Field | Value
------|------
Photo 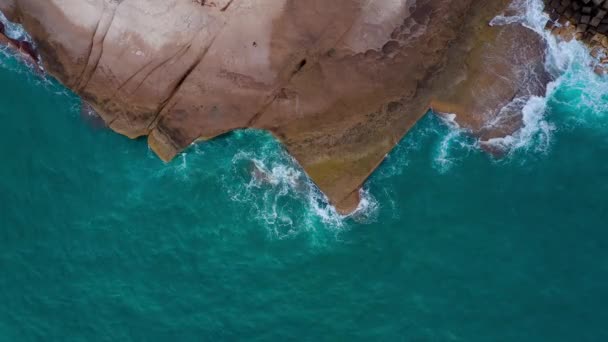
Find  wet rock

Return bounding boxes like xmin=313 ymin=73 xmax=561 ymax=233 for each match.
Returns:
xmin=431 ymin=23 xmax=550 ymax=148
xmin=546 ymin=0 xmax=608 ymax=72
xmin=0 ymin=18 xmax=39 ymax=67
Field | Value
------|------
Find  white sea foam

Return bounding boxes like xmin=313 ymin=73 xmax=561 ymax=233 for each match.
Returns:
xmin=541 ymin=31 xmax=608 ymax=130
xmin=432 ymin=113 xmax=478 ymax=172
xmin=0 ymin=10 xmax=46 ymax=78
xmin=439 ymin=0 xmax=605 ymax=160
xmin=483 ymin=95 xmax=554 ymax=153
xmin=5 ymin=0 xmax=606 ymax=234
xmin=0 ymin=11 xmax=30 ymax=41
xmin=434 ymin=128 xmax=466 ymax=172
xmin=225 ymin=143 xmax=379 ymax=239
xmin=478 ymin=0 xmax=555 ymax=154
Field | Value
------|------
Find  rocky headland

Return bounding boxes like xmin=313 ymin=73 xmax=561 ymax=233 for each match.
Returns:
xmin=0 ymin=0 xmax=556 ymax=213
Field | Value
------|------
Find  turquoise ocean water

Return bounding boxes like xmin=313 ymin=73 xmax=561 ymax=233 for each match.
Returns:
xmin=1 ymin=1 xmax=608 ymax=340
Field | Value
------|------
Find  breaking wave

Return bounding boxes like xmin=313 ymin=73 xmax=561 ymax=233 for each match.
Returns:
xmin=437 ymin=0 xmax=608 ymax=161
xmin=483 ymin=0 xmax=556 ymax=155
xmin=217 ymin=131 xmax=379 ymax=240
xmin=407 ymin=0 xmax=608 ymax=173
xmin=432 ymin=113 xmax=477 ymax=173
xmin=416 ymin=0 xmax=562 ymax=169
xmin=0 ymin=11 xmax=29 ymax=41
xmin=4 ymin=0 xmax=607 ymax=238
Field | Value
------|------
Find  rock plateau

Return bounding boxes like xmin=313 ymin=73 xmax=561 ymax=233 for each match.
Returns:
xmin=0 ymin=0 xmax=550 ymax=213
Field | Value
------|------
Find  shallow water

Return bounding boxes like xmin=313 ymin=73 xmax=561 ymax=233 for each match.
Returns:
xmin=1 ymin=0 xmax=608 ymax=340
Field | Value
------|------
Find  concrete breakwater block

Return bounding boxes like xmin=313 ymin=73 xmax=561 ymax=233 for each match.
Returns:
xmin=545 ymin=0 xmax=608 ymax=75
xmin=546 ymin=0 xmax=608 ymax=35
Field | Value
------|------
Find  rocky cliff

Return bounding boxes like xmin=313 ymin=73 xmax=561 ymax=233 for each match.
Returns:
xmin=0 ymin=0 xmax=548 ymax=213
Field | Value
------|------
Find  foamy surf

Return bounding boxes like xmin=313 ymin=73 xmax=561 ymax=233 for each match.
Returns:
xmin=542 ymin=36 xmax=608 ymax=130
xmin=482 ymin=95 xmax=554 ymax=154
xmin=448 ymin=0 xmax=607 ymax=159
xmin=0 ymin=12 xmax=48 ymax=87
xmin=431 ymin=112 xmax=477 ymax=173
xmin=475 ymin=0 xmax=555 ymax=156
xmin=0 ymin=12 xmax=29 ymax=41
xmin=4 ymin=0 xmax=606 ymax=238
xmin=221 ymin=133 xmax=379 ymax=240
xmin=500 ymin=0 xmax=608 ymax=145
xmin=424 ymin=0 xmax=561 ymax=166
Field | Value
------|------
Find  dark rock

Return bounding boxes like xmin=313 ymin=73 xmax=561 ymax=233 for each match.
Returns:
xmin=16 ymin=41 xmax=38 ymax=62
xmin=546 ymin=0 xmax=608 ymax=35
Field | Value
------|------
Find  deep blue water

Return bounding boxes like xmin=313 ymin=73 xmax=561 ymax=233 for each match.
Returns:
xmin=2 ymin=3 xmax=608 ymax=340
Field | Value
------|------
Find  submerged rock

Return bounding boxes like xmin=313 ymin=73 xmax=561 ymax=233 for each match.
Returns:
xmin=0 ymin=0 xmax=550 ymax=213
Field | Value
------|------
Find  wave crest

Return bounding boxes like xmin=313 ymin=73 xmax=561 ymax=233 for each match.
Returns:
xmin=223 ymin=138 xmax=379 ymax=240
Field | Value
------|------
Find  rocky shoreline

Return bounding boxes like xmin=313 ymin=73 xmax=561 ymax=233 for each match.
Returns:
xmin=545 ymin=0 xmax=608 ymax=74
xmin=0 ymin=19 xmax=39 ymax=67
xmin=546 ymin=0 xmax=608 ymax=35
xmin=0 ymin=0 xmax=580 ymax=213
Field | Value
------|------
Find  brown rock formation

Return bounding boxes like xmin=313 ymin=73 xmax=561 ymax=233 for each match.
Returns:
xmin=0 ymin=0 xmax=549 ymax=213
xmin=431 ymin=22 xmax=551 ymax=152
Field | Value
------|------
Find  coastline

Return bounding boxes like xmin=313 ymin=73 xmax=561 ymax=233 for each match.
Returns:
xmin=0 ymin=0 xmax=576 ymax=214
xmin=0 ymin=19 xmax=38 ymax=69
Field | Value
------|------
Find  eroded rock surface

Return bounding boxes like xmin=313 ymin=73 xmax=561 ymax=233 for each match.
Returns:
xmin=0 ymin=0 xmax=549 ymax=213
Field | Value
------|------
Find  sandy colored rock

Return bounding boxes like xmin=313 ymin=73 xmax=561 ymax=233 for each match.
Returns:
xmin=0 ymin=0 xmax=550 ymax=213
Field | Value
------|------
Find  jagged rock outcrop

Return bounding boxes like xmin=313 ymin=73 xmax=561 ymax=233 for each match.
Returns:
xmin=0 ymin=0 xmax=548 ymax=213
